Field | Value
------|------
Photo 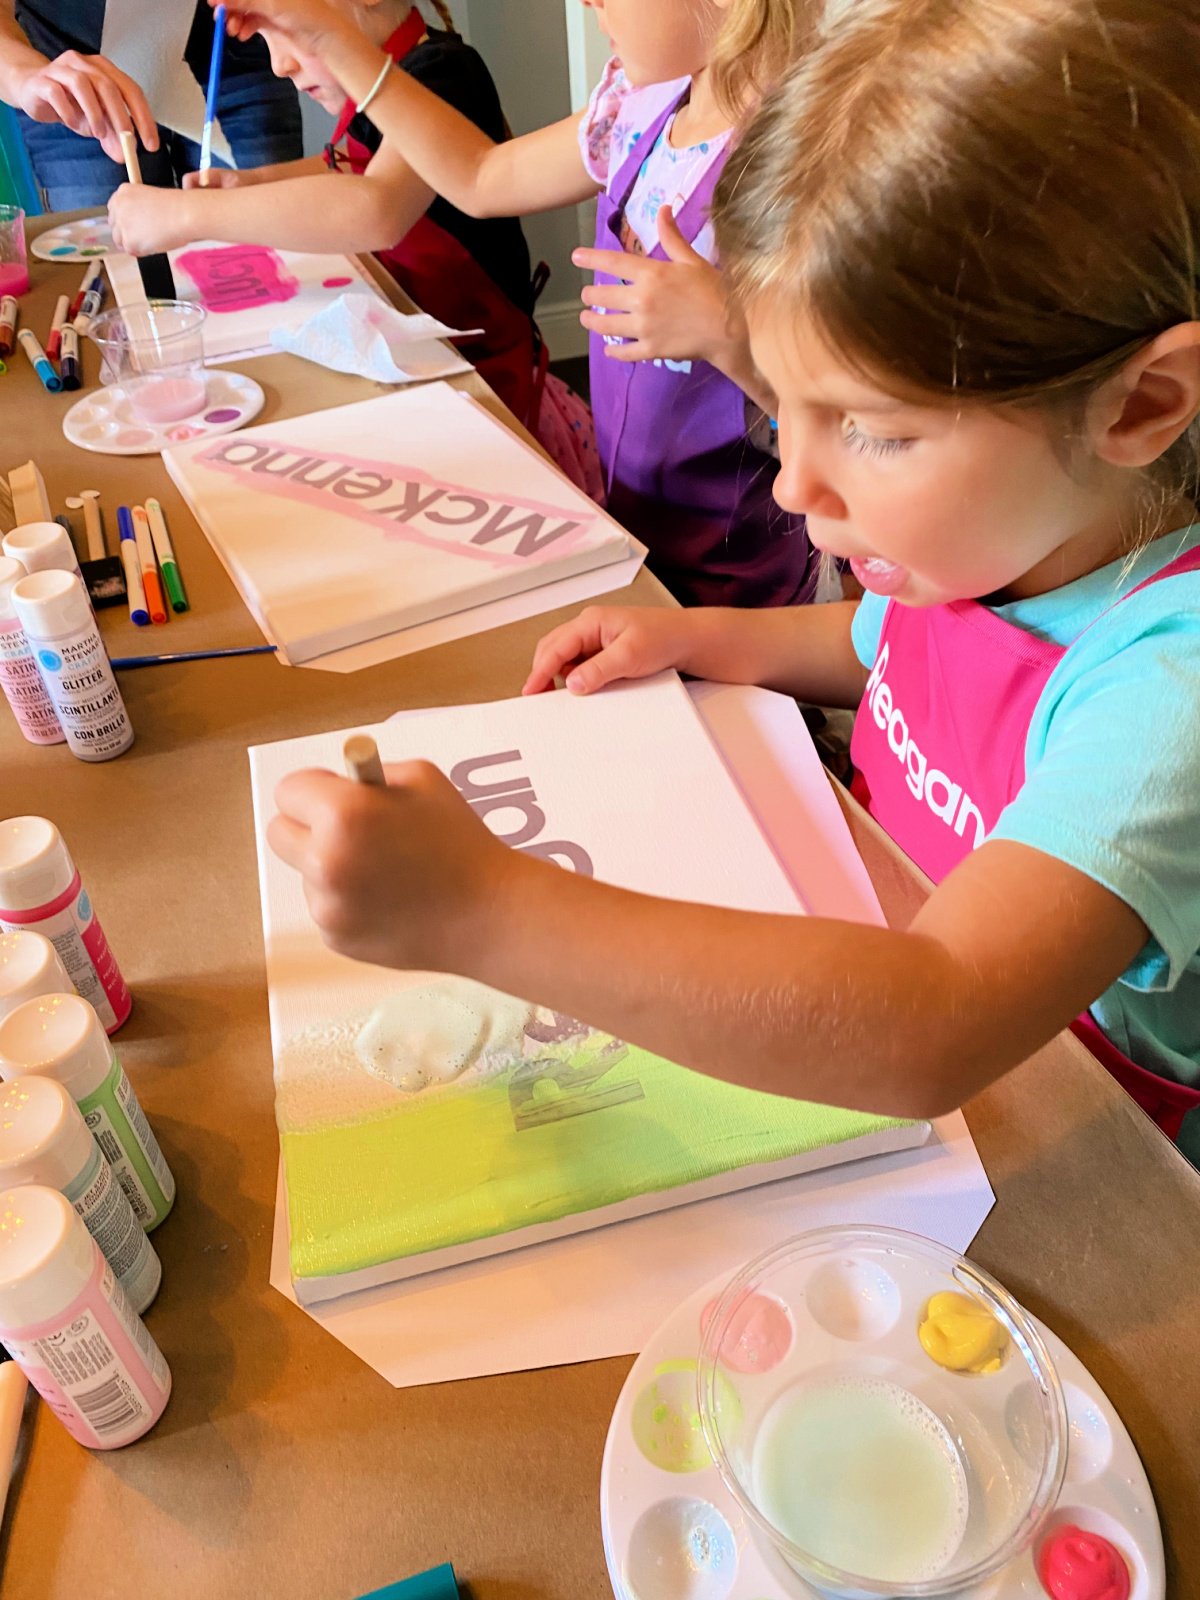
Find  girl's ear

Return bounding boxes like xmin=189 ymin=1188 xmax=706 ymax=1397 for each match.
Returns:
xmin=1090 ymin=322 xmax=1200 ymax=470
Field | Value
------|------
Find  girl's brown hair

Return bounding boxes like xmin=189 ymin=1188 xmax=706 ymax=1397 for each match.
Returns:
xmin=419 ymin=0 xmax=457 ymax=33
xmin=708 ymin=0 xmax=819 ymax=120
xmin=714 ymin=0 xmax=1200 ymax=491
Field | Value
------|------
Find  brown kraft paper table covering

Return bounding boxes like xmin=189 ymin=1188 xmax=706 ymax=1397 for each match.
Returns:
xmin=1 ymin=218 xmax=1198 ymax=1600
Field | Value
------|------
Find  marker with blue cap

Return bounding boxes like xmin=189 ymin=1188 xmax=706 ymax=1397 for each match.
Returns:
xmin=116 ymin=506 xmax=150 ymax=626
xmin=18 ymin=330 xmax=62 ymax=394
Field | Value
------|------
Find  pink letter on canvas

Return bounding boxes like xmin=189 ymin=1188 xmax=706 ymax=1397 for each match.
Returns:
xmin=176 ymin=245 xmax=301 ymax=314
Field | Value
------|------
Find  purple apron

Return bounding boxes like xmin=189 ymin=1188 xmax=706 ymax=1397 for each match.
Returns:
xmin=589 ymin=93 xmax=816 ymax=609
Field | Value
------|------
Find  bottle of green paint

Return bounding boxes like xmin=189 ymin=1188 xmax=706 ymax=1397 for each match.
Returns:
xmin=0 ymin=993 xmax=174 ymax=1230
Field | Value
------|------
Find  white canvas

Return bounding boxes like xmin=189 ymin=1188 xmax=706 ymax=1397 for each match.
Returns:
xmin=250 ymin=676 xmax=931 ymax=1301
xmin=107 ymin=242 xmax=389 ymax=360
xmin=165 ymin=384 xmax=635 ymax=662
xmin=265 ymin=685 xmax=993 ymax=1388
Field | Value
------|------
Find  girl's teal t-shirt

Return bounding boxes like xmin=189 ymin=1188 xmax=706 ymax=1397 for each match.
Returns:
xmin=851 ymin=526 xmax=1200 ymax=1119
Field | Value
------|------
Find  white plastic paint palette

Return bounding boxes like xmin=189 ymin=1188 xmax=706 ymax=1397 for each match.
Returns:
xmin=31 ymin=216 xmax=116 ymax=262
xmin=62 ymin=370 xmax=265 ymax=456
xmin=600 ymin=1245 xmax=1164 ymax=1600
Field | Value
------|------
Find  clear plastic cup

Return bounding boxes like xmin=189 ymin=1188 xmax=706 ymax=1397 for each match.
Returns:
xmin=697 ymin=1226 xmax=1067 ymax=1599
xmin=0 ymin=206 xmax=29 ymax=298
xmin=86 ymin=300 xmax=208 ymax=423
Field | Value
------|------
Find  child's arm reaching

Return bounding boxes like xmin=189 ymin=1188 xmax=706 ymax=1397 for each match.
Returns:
xmin=108 ymin=141 xmax=435 ymax=258
xmin=216 ymin=0 xmax=598 ymax=218
xmin=268 ymin=755 xmax=1147 ymax=1120
xmin=180 ymin=154 xmax=329 ymax=189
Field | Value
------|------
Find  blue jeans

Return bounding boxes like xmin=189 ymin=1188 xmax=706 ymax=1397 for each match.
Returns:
xmin=19 ymin=65 xmax=301 ymax=210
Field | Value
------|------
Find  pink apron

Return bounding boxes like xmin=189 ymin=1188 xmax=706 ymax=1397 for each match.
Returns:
xmin=850 ymin=547 xmax=1200 ymax=1138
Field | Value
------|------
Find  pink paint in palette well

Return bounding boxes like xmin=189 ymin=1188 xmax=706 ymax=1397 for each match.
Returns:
xmin=132 ymin=376 xmax=208 ymax=424
xmin=0 ymin=263 xmax=29 ymax=297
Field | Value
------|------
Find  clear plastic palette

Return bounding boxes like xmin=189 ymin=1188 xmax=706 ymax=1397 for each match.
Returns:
xmin=63 ymin=369 xmax=264 ymax=455
xmin=31 ymin=216 xmax=116 ymax=262
xmin=601 ymin=1230 xmax=1163 ymax=1600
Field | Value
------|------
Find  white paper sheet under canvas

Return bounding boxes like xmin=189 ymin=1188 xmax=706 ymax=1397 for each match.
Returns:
xmin=267 ymin=683 xmax=995 ymax=1386
xmin=167 ymin=384 xmax=639 ymax=663
xmin=107 ymin=243 xmax=390 ymax=360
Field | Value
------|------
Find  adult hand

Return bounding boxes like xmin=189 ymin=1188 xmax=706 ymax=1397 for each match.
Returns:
xmin=574 ymin=205 xmax=734 ymax=366
xmin=108 ymin=184 xmax=193 ymax=256
xmin=15 ymin=50 xmax=158 ymax=164
xmin=268 ymin=762 xmax=522 ymax=973
xmin=523 ymin=605 xmax=700 ymax=696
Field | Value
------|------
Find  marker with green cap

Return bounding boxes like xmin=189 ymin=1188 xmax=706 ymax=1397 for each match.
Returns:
xmin=145 ymin=499 xmax=189 ymax=614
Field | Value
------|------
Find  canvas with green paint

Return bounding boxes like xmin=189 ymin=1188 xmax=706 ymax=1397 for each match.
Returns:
xmin=250 ymin=675 xmax=927 ymax=1305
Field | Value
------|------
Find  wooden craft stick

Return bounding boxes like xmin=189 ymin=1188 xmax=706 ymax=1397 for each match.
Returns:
xmin=119 ymin=130 xmax=143 ymax=186
xmin=344 ymin=735 xmax=385 ymax=786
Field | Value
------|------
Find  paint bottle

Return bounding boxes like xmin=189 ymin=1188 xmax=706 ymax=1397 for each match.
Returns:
xmin=0 ymin=816 xmax=132 ymax=1033
xmin=0 ymin=1186 xmax=170 ymax=1449
xmin=0 ymin=1078 xmax=161 ymax=1312
xmin=0 ymin=556 xmax=65 ymax=746
xmin=0 ymin=930 xmax=72 ymax=1024
xmin=0 ymin=994 xmax=174 ymax=1231
xmin=2 ymin=522 xmax=83 ymax=581
xmin=12 ymin=570 xmax=133 ymax=762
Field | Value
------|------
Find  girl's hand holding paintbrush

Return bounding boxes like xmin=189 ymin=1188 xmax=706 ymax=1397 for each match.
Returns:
xmin=107 ymin=185 xmax=196 ymax=256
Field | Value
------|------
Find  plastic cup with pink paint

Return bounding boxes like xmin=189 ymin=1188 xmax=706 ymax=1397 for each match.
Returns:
xmin=85 ymin=301 xmax=208 ymax=424
xmin=0 ymin=206 xmax=30 ymax=298
xmin=698 ymin=1227 xmax=1069 ymax=1598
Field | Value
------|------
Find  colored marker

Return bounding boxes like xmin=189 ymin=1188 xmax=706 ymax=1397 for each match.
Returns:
xmin=0 ymin=296 xmax=17 ymax=358
xmin=58 ymin=324 xmax=81 ymax=390
xmin=67 ymin=263 xmax=95 ymax=322
xmin=199 ymin=7 xmax=228 ymax=181
xmin=132 ymin=506 xmax=167 ymax=624
xmin=46 ymin=294 xmax=69 ymax=359
xmin=116 ymin=506 xmax=150 ymax=626
xmin=17 ymin=329 xmax=62 ymax=393
xmin=144 ymin=498 xmax=188 ymax=612
xmin=110 ymin=644 xmax=277 ymax=669
xmin=71 ymin=284 xmax=106 ymax=338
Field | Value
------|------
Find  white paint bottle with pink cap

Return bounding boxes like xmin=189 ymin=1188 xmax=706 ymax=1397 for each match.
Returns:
xmin=0 ymin=1185 xmax=170 ymax=1449
xmin=0 ymin=816 xmax=131 ymax=1034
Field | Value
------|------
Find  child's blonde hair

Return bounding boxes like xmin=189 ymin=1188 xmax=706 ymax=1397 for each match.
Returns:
xmin=419 ymin=0 xmax=456 ymax=33
xmin=714 ymin=0 xmax=1200 ymax=498
xmin=708 ymin=0 xmax=819 ymax=119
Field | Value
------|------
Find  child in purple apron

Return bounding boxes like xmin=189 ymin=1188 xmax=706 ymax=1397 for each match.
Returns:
xmin=267 ymin=0 xmax=1200 ymax=1172
xmin=220 ymin=0 xmax=818 ymax=609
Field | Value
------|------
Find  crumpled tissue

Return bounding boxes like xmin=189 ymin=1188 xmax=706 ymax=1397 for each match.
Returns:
xmin=270 ymin=294 xmax=483 ymax=383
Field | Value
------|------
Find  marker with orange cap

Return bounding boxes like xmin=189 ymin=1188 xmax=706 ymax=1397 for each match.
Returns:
xmin=131 ymin=507 xmax=167 ymax=625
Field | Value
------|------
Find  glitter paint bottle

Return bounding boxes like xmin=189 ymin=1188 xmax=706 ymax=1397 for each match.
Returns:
xmin=0 ymin=817 xmax=132 ymax=1033
xmin=0 ymin=1077 xmax=161 ymax=1312
xmin=0 ymin=994 xmax=174 ymax=1231
xmin=0 ymin=1186 xmax=170 ymax=1449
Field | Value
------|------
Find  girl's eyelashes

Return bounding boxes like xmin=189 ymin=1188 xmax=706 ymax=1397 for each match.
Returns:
xmin=841 ymin=419 xmax=915 ymax=458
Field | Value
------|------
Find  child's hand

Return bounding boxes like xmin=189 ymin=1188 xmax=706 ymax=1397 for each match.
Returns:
xmin=574 ymin=206 xmax=736 ymax=367
xmin=107 ymin=185 xmax=195 ymax=255
xmin=523 ymin=605 xmax=699 ymax=696
xmin=267 ymin=761 xmax=520 ymax=972
xmin=182 ymin=167 xmax=250 ymax=190
xmin=215 ymin=0 xmax=346 ymax=52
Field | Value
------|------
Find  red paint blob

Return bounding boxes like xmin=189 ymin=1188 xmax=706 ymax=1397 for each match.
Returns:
xmin=1037 ymin=1525 xmax=1131 ymax=1600
xmin=322 ymin=276 xmax=354 ymax=289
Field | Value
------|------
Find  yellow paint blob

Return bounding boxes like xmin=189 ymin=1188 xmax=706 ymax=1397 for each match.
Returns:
xmin=918 ymin=1291 xmax=1008 ymax=1374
